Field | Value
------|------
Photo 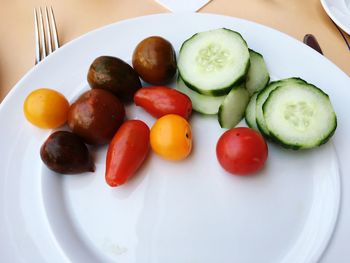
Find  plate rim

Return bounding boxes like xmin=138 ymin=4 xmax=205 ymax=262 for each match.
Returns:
xmin=321 ymin=0 xmax=350 ymax=35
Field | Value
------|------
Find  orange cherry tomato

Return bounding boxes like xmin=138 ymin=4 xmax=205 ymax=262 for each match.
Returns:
xmin=134 ymin=86 xmax=192 ymax=119
xmin=105 ymin=120 xmax=150 ymax=187
xmin=23 ymin=88 xmax=69 ymax=129
xmin=150 ymin=114 xmax=192 ymax=161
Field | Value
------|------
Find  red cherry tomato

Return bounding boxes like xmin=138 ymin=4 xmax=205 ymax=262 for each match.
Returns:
xmin=105 ymin=120 xmax=150 ymax=187
xmin=134 ymin=86 xmax=192 ymax=119
xmin=216 ymin=127 xmax=268 ymax=175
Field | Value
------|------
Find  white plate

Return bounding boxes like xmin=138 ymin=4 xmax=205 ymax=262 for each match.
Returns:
xmin=0 ymin=13 xmax=349 ymax=263
xmin=321 ymin=0 xmax=350 ymax=35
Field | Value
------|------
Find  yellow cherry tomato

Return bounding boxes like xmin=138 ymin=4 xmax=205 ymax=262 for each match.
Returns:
xmin=150 ymin=114 xmax=192 ymax=161
xmin=23 ymin=88 xmax=69 ymax=129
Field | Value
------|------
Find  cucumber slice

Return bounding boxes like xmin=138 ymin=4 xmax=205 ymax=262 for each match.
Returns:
xmin=246 ymin=49 xmax=270 ymax=95
xmin=176 ymin=76 xmax=226 ymax=115
xmin=245 ymin=92 xmax=259 ymax=130
xmin=263 ymin=82 xmax=337 ymax=149
xmin=218 ymin=84 xmax=250 ymax=128
xmin=178 ymin=28 xmax=250 ymax=96
xmin=256 ymin=78 xmax=306 ymax=137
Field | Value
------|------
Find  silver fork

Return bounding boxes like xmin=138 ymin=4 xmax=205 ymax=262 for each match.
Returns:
xmin=34 ymin=7 xmax=60 ymax=64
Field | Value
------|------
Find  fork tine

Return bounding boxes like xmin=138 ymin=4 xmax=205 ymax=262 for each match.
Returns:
xmin=38 ymin=7 xmax=46 ymax=59
xmin=34 ymin=9 xmax=40 ymax=64
xmin=44 ymin=7 xmax=52 ymax=54
xmin=49 ymin=7 xmax=60 ymax=50
xmin=34 ymin=6 xmax=60 ymax=64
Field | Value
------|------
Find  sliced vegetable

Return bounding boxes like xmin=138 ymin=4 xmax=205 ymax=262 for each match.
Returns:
xmin=218 ymin=84 xmax=250 ymax=128
xmin=245 ymin=49 xmax=270 ymax=95
xmin=216 ymin=127 xmax=268 ymax=175
xmin=263 ymin=82 xmax=337 ymax=149
xmin=256 ymin=78 xmax=306 ymax=137
xmin=134 ymin=86 xmax=192 ymax=119
xmin=178 ymin=28 xmax=250 ymax=96
xmin=245 ymin=92 xmax=259 ymax=130
xmin=106 ymin=120 xmax=150 ymax=187
xmin=176 ymin=76 xmax=226 ymax=115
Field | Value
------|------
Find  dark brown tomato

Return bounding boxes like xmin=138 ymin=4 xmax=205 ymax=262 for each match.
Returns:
xmin=132 ymin=36 xmax=177 ymax=85
xmin=87 ymin=56 xmax=141 ymax=102
xmin=40 ymin=131 xmax=95 ymax=174
xmin=67 ymin=89 xmax=125 ymax=145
